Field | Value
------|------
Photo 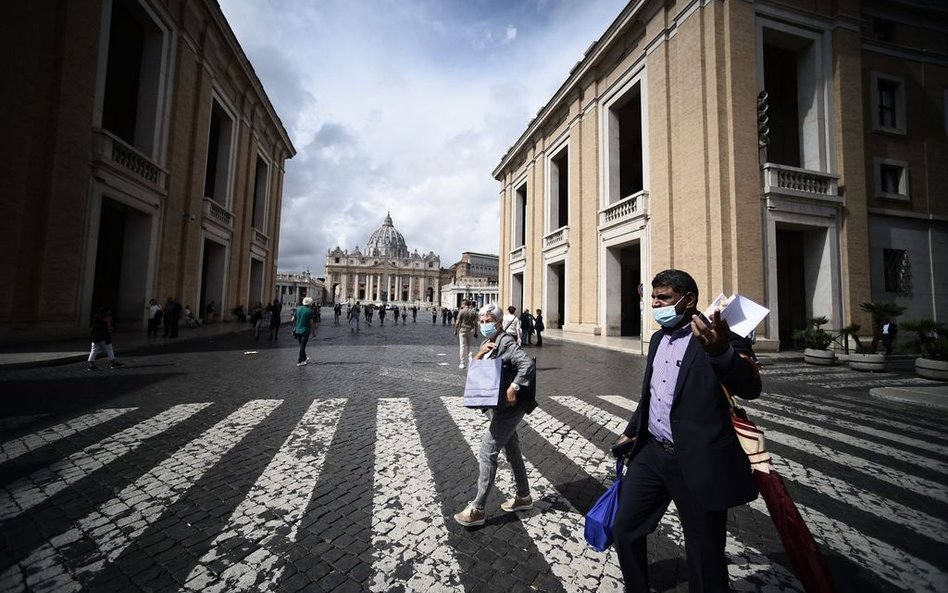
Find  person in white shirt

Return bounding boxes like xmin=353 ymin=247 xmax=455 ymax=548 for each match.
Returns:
xmin=502 ymin=305 xmax=522 ymax=345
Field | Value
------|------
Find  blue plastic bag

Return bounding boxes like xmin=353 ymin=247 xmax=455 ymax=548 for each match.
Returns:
xmin=584 ymin=457 xmax=624 ymax=552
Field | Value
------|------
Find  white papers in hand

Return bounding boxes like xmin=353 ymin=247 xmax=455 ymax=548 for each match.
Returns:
xmin=703 ymin=293 xmax=769 ymax=338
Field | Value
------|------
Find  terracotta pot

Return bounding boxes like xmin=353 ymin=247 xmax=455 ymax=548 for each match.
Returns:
xmin=915 ymin=357 xmax=948 ymax=381
xmin=849 ymin=353 xmax=887 ymax=372
xmin=804 ymin=348 xmax=835 ymax=366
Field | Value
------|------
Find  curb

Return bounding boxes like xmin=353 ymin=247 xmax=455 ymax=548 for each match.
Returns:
xmin=870 ymin=386 xmax=948 ymax=411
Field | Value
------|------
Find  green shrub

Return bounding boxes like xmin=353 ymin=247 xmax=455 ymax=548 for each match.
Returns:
xmin=901 ymin=319 xmax=948 ymax=361
xmin=793 ymin=316 xmax=833 ymax=350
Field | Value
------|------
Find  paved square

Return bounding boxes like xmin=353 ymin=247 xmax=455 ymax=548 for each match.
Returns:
xmin=1 ymin=320 xmax=945 ymax=592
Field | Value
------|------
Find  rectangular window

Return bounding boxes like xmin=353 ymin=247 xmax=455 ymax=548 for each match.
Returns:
xmin=883 ymin=248 xmax=911 ymax=294
xmin=877 ymin=80 xmax=898 ymax=129
xmin=251 ymin=155 xmax=269 ymax=229
xmin=204 ymin=100 xmax=235 ymax=205
xmin=514 ymin=183 xmax=527 ymax=248
xmin=871 ymin=73 xmax=906 ymax=135
xmin=873 ymin=158 xmax=909 ymax=201
xmin=548 ymin=146 xmax=569 ymax=231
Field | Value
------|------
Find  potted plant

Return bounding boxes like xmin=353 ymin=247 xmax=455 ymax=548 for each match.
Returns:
xmin=901 ymin=319 xmax=948 ymax=381
xmin=838 ymin=323 xmax=887 ymax=372
xmin=794 ymin=316 xmax=835 ymax=365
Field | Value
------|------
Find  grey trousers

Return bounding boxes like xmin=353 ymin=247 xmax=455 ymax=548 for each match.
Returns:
xmin=473 ymin=406 xmax=530 ymax=510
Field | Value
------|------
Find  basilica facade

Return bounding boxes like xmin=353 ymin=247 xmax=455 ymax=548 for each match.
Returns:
xmin=325 ymin=214 xmax=441 ymax=304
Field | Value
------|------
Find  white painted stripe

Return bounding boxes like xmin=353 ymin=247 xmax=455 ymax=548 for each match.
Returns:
xmin=180 ymin=399 xmax=346 ymax=593
xmin=748 ymin=497 xmax=947 ymax=591
xmin=816 ymin=378 xmax=941 ymax=389
xmin=767 ymin=452 xmax=948 ymax=545
xmin=748 ymin=408 xmax=948 ymax=476
xmin=563 ymin=397 xmax=948 ymax=590
xmin=759 ymin=392 xmax=948 ymax=442
xmin=0 ymin=403 xmax=209 ymax=521
xmin=550 ymin=397 xmax=803 ymax=591
xmin=442 ymin=398 xmax=626 ymax=593
xmin=0 ymin=408 xmax=135 ymax=464
xmin=598 ymin=395 xmax=638 ymax=412
xmin=0 ymin=399 xmax=282 ymax=592
xmin=370 ymin=399 xmax=464 ymax=593
xmin=747 ymin=397 xmax=948 ymax=457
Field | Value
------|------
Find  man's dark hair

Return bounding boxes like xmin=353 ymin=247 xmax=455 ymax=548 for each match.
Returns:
xmin=651 ymin=269 xmax=699 ymax=301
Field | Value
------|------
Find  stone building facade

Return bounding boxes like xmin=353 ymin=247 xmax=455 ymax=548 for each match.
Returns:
xmin=0 ymin=0 xmax=295 ymax=343
xmin=275 ymin=271 xmax=328 ymax=307
xmin=325 ymin=214 xmax=441 ymax=305
xmin=440 ymin=253 xmax=500 ymax=309
xmin=494 ymin=0 xmax=947 ymax=350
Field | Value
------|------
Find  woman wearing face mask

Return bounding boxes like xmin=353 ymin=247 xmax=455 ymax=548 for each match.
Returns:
xmin=454 ymin=303 xmax=537 ymax=527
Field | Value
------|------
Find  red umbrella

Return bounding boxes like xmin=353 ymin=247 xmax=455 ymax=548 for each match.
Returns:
xmin=729 ymin=402 xmax=835 ymax=593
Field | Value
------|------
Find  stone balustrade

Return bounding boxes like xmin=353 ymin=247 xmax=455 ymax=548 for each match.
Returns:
xmin=91 ymin=128 xmax=167 ymax=190
xmin=543 ymin=226 xmax=569 ymax=250
xmin=762 ymin=163 xmax=840 ymax=201
xmin=203 ymin=197 xmax=234 ymax=229
xmin=599 ymin=191 xmax=648 ymax=228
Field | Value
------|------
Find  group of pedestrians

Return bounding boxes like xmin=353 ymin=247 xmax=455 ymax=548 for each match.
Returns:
xmin=452 ymin=269 xmax=763 ymax=593
xmin=248 ymin=299 xmax=283 ymax=341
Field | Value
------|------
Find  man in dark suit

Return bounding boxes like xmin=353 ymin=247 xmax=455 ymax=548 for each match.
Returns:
xmin=612 ymin=269 xmax=761 ymax=592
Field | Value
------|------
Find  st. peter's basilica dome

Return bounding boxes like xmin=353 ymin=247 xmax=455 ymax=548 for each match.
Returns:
xmin=366 ymin=213 xmax=409 ymax=258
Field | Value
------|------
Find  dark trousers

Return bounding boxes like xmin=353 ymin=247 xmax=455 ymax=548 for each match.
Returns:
xmin=613 ymin=438 xmax=728 ymax=593
xmin=147 ymin=319 xmax=159 ymax=337
xmin=297 ymin=332 xmax=310 ymax=363
xmin=535 ymin=331 xmax=543 ymax=346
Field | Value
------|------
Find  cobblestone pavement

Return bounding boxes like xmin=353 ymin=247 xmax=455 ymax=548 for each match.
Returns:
xmin=0 ymin=317 xmax=946 ymax=593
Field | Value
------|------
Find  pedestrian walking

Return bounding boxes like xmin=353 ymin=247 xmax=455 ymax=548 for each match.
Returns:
xmin=349 ymin=302 xmax=362 ymax=333
xmin=454 ymin=303 xmax=536 ymax=526
xmin=378 ymin=306 xmax=386 ymax=325
xmin=533 ymin=309 xmax=545 ymax=347
xmin=401 ymin=308 xmax=407 ymax=324
xmin=268 ymin=299 xmax=282 ymax=340
xmin=167 ymin=298 xmax=181 ymax=337
xmin=432 ymin=307 xmax=437 ymax=324
xmin=454 ymin=299 xmax=479 ymax=369
xmin=411 ymin=305 xmax=418 ymax=322
xmin=147 ymin=299 xmax=162 ymax=338
xmin=250 ymin=302 xmax=264 ymax=340
xmin=294 ymin=297 xmax=317 ymax=366
xmin=881 ymin=318 xmax=898 ymax=355
xmin=502 ymin=306 xmax=522 ymax=345
xmin=88 ymin=307 xmax=123 ymax=370
xmin=365 ymin=304 xmax=374 ymax=325
xmin=334 ymin=303 xmax=342 ymax=325
xmin=611 ymin=269 xmax=762 ymax=592
xmin=520 ymin=308 xmax=535 ymax=346
xmin=393 ymin=305 xmax=400 ymax=325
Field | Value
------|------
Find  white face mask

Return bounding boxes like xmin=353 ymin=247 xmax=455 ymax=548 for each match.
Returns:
xmin=652 ymin=295 xmax=687 ymax=328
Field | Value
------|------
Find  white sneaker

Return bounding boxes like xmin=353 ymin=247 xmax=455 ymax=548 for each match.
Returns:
xmin=297 ymin=361 xmax=308 ymax=367
xmin=459 ymin=363 xmax=466 ymax=369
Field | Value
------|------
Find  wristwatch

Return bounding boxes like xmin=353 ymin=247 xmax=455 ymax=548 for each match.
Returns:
xmin=511 ymin=383 xmax=521 ymax=391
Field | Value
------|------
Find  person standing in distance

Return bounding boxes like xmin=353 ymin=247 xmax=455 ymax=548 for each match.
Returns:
xmin=611 ymin=269 xmax=761 ymax=593
xmin=454 ymin=299 xmax=479 ymax=369
xmin=294 ymin=297 xmax=317 ymax=366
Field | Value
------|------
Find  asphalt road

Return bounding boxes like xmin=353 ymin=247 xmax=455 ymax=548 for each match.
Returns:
xmin=0 ymin=318 xmax=945 ymax=593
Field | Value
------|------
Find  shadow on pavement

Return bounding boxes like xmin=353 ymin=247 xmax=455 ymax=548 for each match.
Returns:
xmin=0 ymin=373 xmax=186 ymax=417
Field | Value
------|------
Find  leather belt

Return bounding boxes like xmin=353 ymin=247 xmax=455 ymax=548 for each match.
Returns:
xmin=653 ymin=438 xmax=676 ymax=455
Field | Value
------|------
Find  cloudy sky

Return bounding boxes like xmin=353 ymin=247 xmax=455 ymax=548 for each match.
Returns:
xmin=218 ymin=0 xmax=626 ymax=275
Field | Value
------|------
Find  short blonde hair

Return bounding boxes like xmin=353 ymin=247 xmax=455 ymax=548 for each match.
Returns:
xmin=478 ymin=302 xmax=503 ymax=321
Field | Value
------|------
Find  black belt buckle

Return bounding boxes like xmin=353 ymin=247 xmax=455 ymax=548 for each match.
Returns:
xmin=655 ymin=438 xmax=675 ymax=455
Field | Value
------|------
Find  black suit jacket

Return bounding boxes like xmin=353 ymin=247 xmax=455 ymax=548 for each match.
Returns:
xmin=623 ymin=329 xmax=762 ymax=510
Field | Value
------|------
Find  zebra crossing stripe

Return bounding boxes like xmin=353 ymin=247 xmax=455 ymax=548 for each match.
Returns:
xmin=598 ymin=395 xmax=637 ymax=412
xmin=0 ymin=399 xmax=282 ymax=592
xmin=747 ymin=398 xmax=948 ymax=457
xmin=768 ymin=452 xmax=948 ymax=545
xmin=0 ymin=403 xmax=210 ymax=522
xmin=765 ymin=428 xmax=948 ymax=504
xmin=759 ymin=392 xmax=948 ymax=442
xmin=441 ymin=397 xmax=626 ymax=593
xmin=747 ymin=407 xmax=948 ymax=476
xmin=549 ymin=397 xmax=803 ymax=591
xmin=179 ymin=398 xmax=346 ymax=593
xmin=0 ymin=408 xmax=135 ymax=464
xmin=747 ymin=496 xmax=947 ymax=591
xmin=560 ymin=397 xmax=948 ymax=590
xmin=370 ymin=399 xmax=465 ymax=593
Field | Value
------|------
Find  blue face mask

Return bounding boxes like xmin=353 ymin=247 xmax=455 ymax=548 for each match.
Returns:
xmin=480 ymin=322 xmax=499 ymax=338
xmin=652 ymin=295 xmax=688 ymax=328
